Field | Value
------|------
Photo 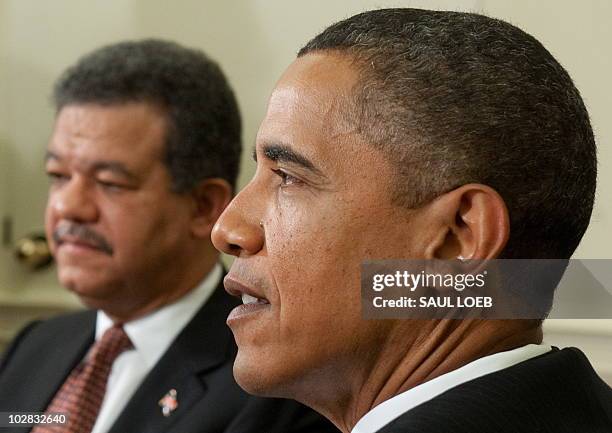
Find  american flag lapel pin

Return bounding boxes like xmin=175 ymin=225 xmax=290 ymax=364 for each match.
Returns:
xmin=159 ymin=389 xmax=179 ymax=417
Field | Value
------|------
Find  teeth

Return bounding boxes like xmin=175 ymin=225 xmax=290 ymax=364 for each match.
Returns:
xmin=242 ymin=293 xmax=264 ymax=305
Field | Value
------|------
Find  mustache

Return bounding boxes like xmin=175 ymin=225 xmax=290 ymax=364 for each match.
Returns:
xmin=53 ymin=223 xmax=114 ymax=255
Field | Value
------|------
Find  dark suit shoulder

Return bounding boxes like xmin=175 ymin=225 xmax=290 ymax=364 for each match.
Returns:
xmin=0 ymin=309 xmax=94 ymax=369
xmin=0 ymin=310 xmax=95 ymax=412
xmin=379 ymin=348 xmax=612 ymax=433
xmin=23 ymin=309 xmax=93 ymax=335
xmin=0 ymin=320 xmax=40 ymax=374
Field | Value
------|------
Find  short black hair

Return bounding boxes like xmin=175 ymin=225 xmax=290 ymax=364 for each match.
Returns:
xmin=54 ymin=39 xmax=241 ymax=191
xmin=299 ymin=8 xmax=596 ymax=259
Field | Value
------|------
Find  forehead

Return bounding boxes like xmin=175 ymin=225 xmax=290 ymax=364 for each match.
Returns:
xmin=257 ymin=53 xmax=365 ymax=164
xmin=49 ymin=102 xmax=167 ymax=162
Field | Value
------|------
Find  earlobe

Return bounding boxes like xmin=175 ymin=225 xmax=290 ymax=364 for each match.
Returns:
xmin=189 ymin=178 xmax=233 ymax=239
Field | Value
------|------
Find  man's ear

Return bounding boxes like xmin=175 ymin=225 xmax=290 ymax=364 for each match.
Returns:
xmin=424 ymin=184 xmax=510 ymax=260
xmin=188 ymin=178 xmax=233 ymax=239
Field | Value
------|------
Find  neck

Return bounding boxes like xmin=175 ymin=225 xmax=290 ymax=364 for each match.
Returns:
xmin=103 ymin=246 xmax=220 ymax=323
xmin=313 ymin=319 xmax=542 ymax=433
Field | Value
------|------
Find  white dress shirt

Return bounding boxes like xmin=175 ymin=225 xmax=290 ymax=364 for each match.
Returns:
xmin=351 ymin=343 xmax=552 ymax=433
xmin=90 ymin=264 xmax=222 ymax=433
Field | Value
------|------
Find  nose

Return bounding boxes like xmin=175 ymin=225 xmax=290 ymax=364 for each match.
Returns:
xmin=211 ymin=187 xmax=264 ymax=257
xmin=47 ymin=177 xmax=99 ymax=223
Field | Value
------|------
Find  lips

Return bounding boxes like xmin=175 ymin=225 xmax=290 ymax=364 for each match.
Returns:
xmin=55 ymin=236 xmax=111 ymax=257
xmin=57 ymin=235 xmax=100 ymax=250
xmin=224 ymin=276 xmax=271 ymax=322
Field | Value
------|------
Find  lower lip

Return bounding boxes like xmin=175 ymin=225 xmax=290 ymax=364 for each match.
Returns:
xmin=58 ymin=242 xmax=104 ymax=255
xmin=227 ymin=303 xmax=271 ymax=323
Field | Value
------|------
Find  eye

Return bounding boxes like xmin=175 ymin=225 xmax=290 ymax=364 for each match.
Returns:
xmin=96 ymin=179 xmax=126 ymax=191
xmin=272 ymin=169 xmax=301 ymax=187
xmin=46 ymin=171 xmax=69 ymax=185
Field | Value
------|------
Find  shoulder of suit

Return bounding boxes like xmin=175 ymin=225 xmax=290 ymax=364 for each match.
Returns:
xmin=0 ymin=310 xmax=94 ymax=376
xmin=27 ymin=309 xmax=96 ymax=334
xmin=5 ymin=309 xmax=95 ymax=352
xmin=379 ymin=348 xmax=612 ymax=432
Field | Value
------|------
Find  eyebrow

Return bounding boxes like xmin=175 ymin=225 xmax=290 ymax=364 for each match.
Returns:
xmin=45 ymin=150 xmax=137 ymax=181
xmin=253 ymin=143 xmax=323 ymax=176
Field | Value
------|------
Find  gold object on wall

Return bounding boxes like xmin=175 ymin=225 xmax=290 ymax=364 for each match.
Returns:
xmin=14 ymin=233 xmax=53 ymax=270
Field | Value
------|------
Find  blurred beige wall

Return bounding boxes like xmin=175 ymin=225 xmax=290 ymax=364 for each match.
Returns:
xmin=0 ymin=2 xmax=8 ymax=288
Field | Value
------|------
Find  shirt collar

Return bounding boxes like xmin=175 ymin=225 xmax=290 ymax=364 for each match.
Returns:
xmin=96 ymin=263 xmax=222 ymax=369
xmin=351 ymin=344 xmax=552 ymax=433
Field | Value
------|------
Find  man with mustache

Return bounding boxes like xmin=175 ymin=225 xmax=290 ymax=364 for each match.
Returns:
xmin=0 ymin=40 xmax=336 ymax=433
xmin=211 ymin=8 xmax=612 ymax=433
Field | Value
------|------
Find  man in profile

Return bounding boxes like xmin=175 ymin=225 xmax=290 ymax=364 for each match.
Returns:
xmin=212 ymin=8 xmax=612 ymax=433
xmin=0 ymin=39 xmax=336 ymax=433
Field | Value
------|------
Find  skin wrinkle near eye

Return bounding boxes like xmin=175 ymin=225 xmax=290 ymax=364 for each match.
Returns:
xmin=253 ymin=142 xmax=334 ymax=192
xmin=46 ymin=153 xmax=141 ymax=190
xmin=90 ymin=161 xmax=139 ymax=183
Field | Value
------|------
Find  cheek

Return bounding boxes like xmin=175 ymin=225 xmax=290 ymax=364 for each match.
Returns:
xmin=103 ymin=199 xmax=187 ymax=248
xmin=266 ymin=219 xmax=363 ymax=338
xmin=102 ymin=207 xmax=134 ymax=241
xmin=44 ymin=200 xmax=58 ymax=251
xmin=265 ymin=201 xmax=412 ymax=336
xmin=96 ymin=208 xmax=155 ymax=266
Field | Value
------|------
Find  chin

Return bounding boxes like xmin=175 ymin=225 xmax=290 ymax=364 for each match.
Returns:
xmin=233 ymin=353 xmax=270 ymax=395
xmin=232 ymin=350 xmax=287 ymax=397
xmin=58 ymin=268 xmax=112 ymax=305
xmin=233 ymin=348 xmax=312 ymax=402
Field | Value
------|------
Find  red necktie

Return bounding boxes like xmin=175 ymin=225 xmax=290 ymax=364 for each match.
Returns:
xmin=31 ymin=325 xmax=133 ymax=433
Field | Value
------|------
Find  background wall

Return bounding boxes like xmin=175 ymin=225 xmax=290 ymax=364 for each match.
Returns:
xmin=0 ymin=0 xmax=610 ymax=378
xmin=0 ymin=2 xmax=9 ymax=294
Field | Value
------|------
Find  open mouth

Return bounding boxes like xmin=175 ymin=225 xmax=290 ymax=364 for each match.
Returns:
xmin=241 ymin=293 xmax=269 ymax=305
xmin=228 ymin=297 xmax=271 ymax=322
xmin=224 ymin=276 xmax=271 ymax=323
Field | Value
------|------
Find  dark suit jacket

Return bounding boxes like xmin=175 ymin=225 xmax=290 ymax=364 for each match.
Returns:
xmin=0 ymin=284 xmax=337 ymax=433
xmin=377 ymin=347 xmax=612 ymax=433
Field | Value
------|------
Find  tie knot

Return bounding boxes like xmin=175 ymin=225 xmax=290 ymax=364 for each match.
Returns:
xmin=89 ymin=325 xmax=133 ymax=366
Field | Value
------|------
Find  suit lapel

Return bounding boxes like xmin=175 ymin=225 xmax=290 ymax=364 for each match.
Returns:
xmin=29 ymin=312 xmax=95 ymax=412
xmin=108 ymin=280 xmax=239 ymax=433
